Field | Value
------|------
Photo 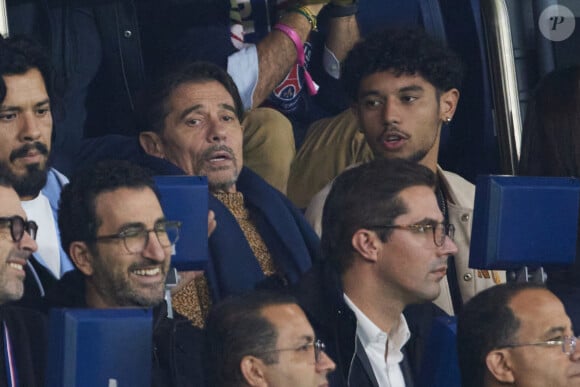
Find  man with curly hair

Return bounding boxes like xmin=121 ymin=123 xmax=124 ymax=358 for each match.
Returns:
xmin=298 ymin=28 xmax=504 ymax=316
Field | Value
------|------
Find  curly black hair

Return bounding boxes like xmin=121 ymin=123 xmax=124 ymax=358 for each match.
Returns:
xmin=342 ymin=28 xmax=464 ymax=101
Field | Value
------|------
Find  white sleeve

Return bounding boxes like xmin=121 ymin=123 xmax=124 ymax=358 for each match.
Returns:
xmin=323 ymin=45 xmax=341 ymax=79
xmin=227 ymin=44 xmax=259 ymax=110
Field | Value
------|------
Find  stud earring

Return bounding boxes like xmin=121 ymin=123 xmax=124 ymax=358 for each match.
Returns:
xmin=446 ymin=117 xmax=452 ymax=123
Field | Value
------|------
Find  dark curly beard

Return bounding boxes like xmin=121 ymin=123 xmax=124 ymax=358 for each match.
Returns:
xmin=10 ymin=163 xmax=48 ymax=198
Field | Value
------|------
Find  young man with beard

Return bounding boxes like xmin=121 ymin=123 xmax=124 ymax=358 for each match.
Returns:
xmin=46 ymin=160 xmax=203 ymax=387
xmin=0 ymin=36 xmax=74 ymax=305
xmin=136 ymin=61 xmax=319 ymax=327
xmin=302 ymin=28 xmax=504 ymax=316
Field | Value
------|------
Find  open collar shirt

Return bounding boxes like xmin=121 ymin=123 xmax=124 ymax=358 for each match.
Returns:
xmin=344 ymin=294 xmax=411 ymax=387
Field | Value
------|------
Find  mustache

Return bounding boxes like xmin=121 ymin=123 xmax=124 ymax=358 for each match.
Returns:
xmin=9 ymin=142 xmax=49 ymax=162
xmin=200 ymin=144 xmax=235 ymax=160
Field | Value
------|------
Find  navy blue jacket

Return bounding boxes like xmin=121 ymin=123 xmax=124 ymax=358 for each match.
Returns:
xmin=77 ymin=137 xmax=320 ymax=301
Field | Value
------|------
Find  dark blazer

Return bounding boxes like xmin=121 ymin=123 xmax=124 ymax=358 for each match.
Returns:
xmin=293 ymin=261 xmax=448 ymax=387
xmin=0 ymin=305 xmax=47 ymax=387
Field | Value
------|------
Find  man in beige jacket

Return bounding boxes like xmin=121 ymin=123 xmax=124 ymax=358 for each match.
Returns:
xmin=303 ymin=28 xmax=504 ymax=315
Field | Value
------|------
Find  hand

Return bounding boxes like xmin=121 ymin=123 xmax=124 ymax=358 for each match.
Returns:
xmin=208 ymin=210 xmax=216 ymax=237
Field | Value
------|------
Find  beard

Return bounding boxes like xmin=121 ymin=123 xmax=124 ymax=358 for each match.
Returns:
xmin=195 ymin=144 xmax=240 ymax=192
xmin=91 ymin=257 xmax=167 ymax=308
xmin=0 ymin=141 xmax=50 ymax=198
xmin=10 ymin=164 xmax=48 ymax=198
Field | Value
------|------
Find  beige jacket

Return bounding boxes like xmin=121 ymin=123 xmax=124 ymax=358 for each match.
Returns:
xmin=304 ymin=165 xmax=505 ymax=315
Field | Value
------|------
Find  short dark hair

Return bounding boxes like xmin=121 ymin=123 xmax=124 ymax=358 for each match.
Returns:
xmin=58 ymin=160 xmax=159 ymax=254
xmin=457 ymin=282 xmax=547 ymax=387
xmin=321 ymin=158 xmax=436 ymax=273
xmin=0 ymin=35 xmax=60 ymax=112
xmin=135 ymin=61 xmax=244 ymax=135
xmin=203 ymin=290 xmax=299 ymax=387
xmin=342 ymin=28 xmax=463 ymax=102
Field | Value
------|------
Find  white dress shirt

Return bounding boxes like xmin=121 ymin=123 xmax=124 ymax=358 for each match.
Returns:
xmin=344 ymin=294 xmax=411 ymax=387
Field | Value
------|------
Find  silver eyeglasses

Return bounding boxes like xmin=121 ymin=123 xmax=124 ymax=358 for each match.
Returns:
xmin=256 ymin=339 xmax=327 ymax=364
xmin=91 ymin=220 xmax=181 ymax=254
xmin=367 ymin=222 xmax=455 ymax=247
xmin=497 ymin=336 xmax=579 ymax=356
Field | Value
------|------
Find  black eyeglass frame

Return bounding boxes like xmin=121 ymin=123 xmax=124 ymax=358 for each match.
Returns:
xmin=0 ymin=215 xmax=38 ymax=242
xmin=367 ymin=222 xmax=455 ymax=247
xmin=90 ymin=220 xmax=182 ymax=254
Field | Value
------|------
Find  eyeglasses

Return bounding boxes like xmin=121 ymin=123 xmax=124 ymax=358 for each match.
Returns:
xmin=0 ymin=216 xmax=38 ymax=242
xmin=256 ymin=339 xmax=327 ymax=364
xmin=91 ymin=220 xmax=181 ymax=254
xmin=367 ymin=222 xmax=455 ymax=247
xmin=497 ymin=336 xmax=579 ymax=356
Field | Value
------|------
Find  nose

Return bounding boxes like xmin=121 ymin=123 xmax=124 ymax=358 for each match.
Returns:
xmin=383 ymin=97 xmax=401 ymax=124
xmin=18 ymin=112 xmax=42 ymax=142
xmin=141 ymin=230 xmax=167 ymax=262
xmin=207 ymin=116 xmax=227 ymax=143
xmin=438 ymin=235 xmax=458 ymax=256
xmin=18 ymin=229 xmax=38 ymax=257
xmin=315 ymin=351 xmax=336 ymax=373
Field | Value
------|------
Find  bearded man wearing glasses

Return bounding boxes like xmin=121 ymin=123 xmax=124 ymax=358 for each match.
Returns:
xmin=0 ymin=173 xmax=47 ymax=386
xmin=44 ymin=160 xmax=204 ymax=387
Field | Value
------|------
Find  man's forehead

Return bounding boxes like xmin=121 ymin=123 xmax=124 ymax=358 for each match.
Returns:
xmin=396 ymin=185 xmax=442 ymax=222
xmin=262 ymin=304 xmax=314 ymax=340
xmin=510 ymin=288 xmax=571 ymax=336
xmin=94 ymin=187 xmax=163 ymax=221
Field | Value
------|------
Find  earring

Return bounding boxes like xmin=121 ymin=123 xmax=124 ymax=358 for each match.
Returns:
xmin=446 ymin=117 xmax=452 ymax=123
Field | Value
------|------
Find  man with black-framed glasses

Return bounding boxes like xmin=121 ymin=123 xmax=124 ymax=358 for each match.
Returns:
xmin=44 ymin=160 xmax=204 ymax=387
xmin=204 ymin=290 xmax=336 ymax=387
xmin=458 ymin=282 xmax=580 ymax=387
xmin=294 ymin=158 xmax=457 ymax=386
xmin=0 ymin=174 xmax=49 ymax=386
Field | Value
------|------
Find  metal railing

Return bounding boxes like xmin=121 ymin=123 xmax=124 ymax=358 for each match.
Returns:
xmin=481 ymin=0 xmax=522 ymax=175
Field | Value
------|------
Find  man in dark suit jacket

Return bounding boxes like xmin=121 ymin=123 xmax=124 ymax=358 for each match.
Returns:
xmin=294 ymin=158 xmax=456 ymax=386
xmin=0 ymin=174 xmax=47 ymax=386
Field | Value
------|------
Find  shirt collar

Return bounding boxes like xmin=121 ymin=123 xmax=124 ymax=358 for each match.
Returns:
xmin=344 ymin=293 xmax=411 ymax=362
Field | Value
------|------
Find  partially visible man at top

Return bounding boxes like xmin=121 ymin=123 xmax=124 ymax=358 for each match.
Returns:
xmin=204 ymin=290 xmax=336 ymax=387
xmin=46 ymin=160 xmax=203 ymax=387
xmin=457 ymin=282 xmax=580 ymax=387
xmin=0 ymin=36 xmax=73 ymax=305
xmin=0 ymin=173 xmax=47 ymax=386
xmin=294 ymin=158 xmax=455 ymax=386
xmin=136 ymin=61 xmax=319 ymax=327
xmin=303 ymin=28 xmax=504 ymax=315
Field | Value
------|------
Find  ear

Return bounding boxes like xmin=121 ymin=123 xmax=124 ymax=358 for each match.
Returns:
xmin=438 ymin=88 xmax=460 ymax=122
xmin=139 ymin=131 xmax=165 ymax=158
xmin=351 ymin=229 xmax=381 ymax=263
xmin=485 ymin=349 xmax=515 ymax=384
xmin=240 ymin=356 xmax=268 ymax=386
xmin=69 ymin=241 xmax=95 ymax=276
